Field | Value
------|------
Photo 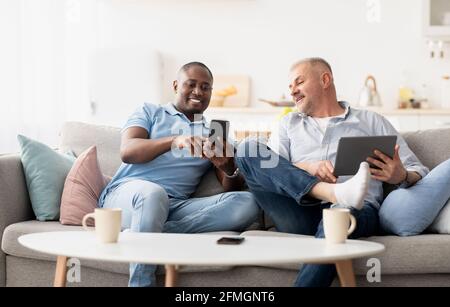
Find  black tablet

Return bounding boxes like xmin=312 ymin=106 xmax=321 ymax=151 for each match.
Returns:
xmin=333 ymin=135 xmax=397 ymax=176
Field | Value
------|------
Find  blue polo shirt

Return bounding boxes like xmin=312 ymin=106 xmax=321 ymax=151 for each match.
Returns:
xmin=99 ymin=103 xmax=212 ymax=203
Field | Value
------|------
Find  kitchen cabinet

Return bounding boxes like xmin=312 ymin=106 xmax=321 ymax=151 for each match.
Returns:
xmin=419 ymin=115 xmax=450 ymax=130
xmin=384 ymin=115 xmax=420 ymax=132
xmin=423 ymin=0 xmax=450 ymax=38
xmin=367 ymin=107 xmax=450 ymax=131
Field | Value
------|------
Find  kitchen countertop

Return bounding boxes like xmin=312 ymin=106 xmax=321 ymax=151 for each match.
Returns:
xmin=206 ymin=107 xmax=450 ymax=115
xmin=364 ymin=107 xmax=450 ymax=115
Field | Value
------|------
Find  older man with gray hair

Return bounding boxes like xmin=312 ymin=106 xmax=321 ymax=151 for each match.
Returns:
xmin=236 ymin=57 xmax=450 ymax=287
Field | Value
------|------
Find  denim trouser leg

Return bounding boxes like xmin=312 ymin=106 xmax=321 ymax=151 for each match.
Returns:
xmin=235 ymin=139 xmax=379 ymax=287
xmin=235 ymin=139 xmax=323 ymax=234
xmin=250 ymin=190 xmax=323 ymax=234
xmin=101 ymin=180 xmax=170 ymax=287
xmin=295 ymin=202 xmax=379 ymax=287
xmin=379 ymin=158 xmax=450 ymax=236
xmin=164 ymin=191 xmax=260 ymax=233
xmin=235 ymin=139 xmax=320 ymax=204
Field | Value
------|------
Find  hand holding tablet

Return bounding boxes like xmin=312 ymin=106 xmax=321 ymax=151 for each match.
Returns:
xmin=333 ymin=136 xmax=397 ymax=176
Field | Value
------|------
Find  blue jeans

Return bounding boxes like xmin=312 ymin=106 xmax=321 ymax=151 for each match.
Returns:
xmin=235 ymin=139 xmax=379 ymax=287
xmin=379 ymin=158 xmax=450 ymax=236
xmin=101 ymin=180 xmax=259 ymax=287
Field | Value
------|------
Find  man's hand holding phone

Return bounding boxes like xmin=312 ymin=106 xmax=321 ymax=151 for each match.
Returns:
xmin=173 ymin=135 xmax=206 ymax=158
xmin=203 ymin=137 xmax=236 ymax=174
xmin=203 ymin=119 xmax=236 ymax=175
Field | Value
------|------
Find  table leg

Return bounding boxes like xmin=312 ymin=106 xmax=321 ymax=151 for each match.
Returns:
xmin=165 ymin=265 xmax=178 ymax=287
xmin=54 ymin=256 xmax=68 ymax=287
xmin=335 ymin=260 xmax=356 ymax=287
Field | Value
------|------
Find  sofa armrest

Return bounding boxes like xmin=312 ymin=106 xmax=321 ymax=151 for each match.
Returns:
xmin=0 ymin=154 xmax=35 ymax=286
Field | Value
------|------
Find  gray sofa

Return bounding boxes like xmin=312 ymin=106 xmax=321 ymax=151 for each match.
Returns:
xmin=1 ymin=121 xmax=450 ymax=287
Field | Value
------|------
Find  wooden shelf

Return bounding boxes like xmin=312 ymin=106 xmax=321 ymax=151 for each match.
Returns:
xmin=206 ymin=107 xmax=282 ymax=114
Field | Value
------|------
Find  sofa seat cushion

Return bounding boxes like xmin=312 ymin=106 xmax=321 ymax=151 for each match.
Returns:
xmin=241 ymin=231 xmax=450 ymax=275
xmin=1 ymin=221 xmax=240 ymax=275
xmin=356 ymin=234 xmax=450 ymax=275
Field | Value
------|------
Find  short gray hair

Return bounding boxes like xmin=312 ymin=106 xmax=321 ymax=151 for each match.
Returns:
xmin=290 ymin=57 xmax=333 ymax=75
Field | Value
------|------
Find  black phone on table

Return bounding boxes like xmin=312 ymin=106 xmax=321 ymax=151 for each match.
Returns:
xmin=217 ymin=237 xmax=245 ymax=245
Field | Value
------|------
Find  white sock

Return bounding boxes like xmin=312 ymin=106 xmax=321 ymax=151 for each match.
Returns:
xmin=334 ymin=162 xmax=370 ymax=210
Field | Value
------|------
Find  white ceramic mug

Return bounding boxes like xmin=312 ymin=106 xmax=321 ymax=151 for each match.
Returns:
xmin=82 ymin=208 xmax=122 ymax=243
xmin=323 ymin=208 xmax=356 ymax=244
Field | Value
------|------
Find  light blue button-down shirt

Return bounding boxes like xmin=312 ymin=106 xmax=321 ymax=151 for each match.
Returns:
xmin=99 ymin=103 xmax=212 ymax=203
xmin=268 ymin=101 xmax=429 ymax=208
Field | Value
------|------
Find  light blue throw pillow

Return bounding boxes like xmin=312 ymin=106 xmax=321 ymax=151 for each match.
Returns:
xmin=17 ymin=135 xmax=75 ymax=221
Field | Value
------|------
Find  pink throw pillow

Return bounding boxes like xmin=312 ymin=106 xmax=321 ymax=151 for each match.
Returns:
xmin=60 ymin=146 xmax=110 ymax=225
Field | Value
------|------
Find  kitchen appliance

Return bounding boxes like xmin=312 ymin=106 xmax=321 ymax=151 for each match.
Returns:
xmin=358 ymin=75 xmax=382 ymax=107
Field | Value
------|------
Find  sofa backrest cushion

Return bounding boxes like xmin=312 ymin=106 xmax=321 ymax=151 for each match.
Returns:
xmin=58 ymin=122 xmax=450 ymax=199
xmin=402 ymin=128 xmax=450 ymax=169
xmin=59 ymin=122 xmax=122 ymax=177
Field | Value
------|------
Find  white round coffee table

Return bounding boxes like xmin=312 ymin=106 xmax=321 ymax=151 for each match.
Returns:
xmin=18 ymin=231 xmax=385 ymax=287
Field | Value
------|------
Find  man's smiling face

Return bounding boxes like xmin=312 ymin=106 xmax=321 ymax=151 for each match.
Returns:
xmin=173 ymin=66 xmax=213 ymax=116
xmin=289 ymin=63 xmax=323 ymax=115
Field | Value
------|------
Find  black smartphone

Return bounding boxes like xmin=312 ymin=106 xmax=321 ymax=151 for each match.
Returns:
xmin=217 ymin=237 xmax=245 ymax=245
xmin=209 ymin=119 xmax=230 ymax=142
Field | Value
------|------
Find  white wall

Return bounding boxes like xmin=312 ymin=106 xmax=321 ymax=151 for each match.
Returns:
xmin=95 ymin=0 xmax=450 ymax=109
xmin=0 ymin=0 xmax=68 ymax=153
xmin=2 ymin=0 xmax=450 ymax=154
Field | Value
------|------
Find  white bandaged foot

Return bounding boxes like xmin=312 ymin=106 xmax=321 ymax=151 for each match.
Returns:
xmin=334 ymin=162 xmax=370 ymax=210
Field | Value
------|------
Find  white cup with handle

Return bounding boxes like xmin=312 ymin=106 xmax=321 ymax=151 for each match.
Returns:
xmin=323 ymin=208 xmax=356 ymax=244
xmin=82 ymin=208 xmax=122 ymax=243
